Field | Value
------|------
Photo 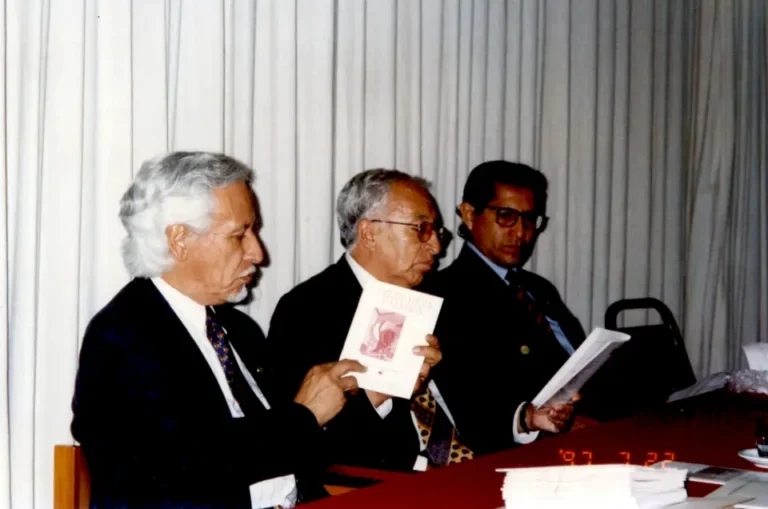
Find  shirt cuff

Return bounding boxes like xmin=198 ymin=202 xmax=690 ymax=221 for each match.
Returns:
xmin=512 ymin=401 xmax=540 ymax=444
xmin=373 ymin=397 xmax=393 ymax=419
xmin=413 ymin=454 xmax=428 ymax=472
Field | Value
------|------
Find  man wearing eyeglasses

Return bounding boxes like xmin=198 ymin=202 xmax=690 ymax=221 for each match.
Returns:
xmin=427 ymin=160 xmax=586 ymax=456
xmin=268 ymin=169 xmax=473 ymax=472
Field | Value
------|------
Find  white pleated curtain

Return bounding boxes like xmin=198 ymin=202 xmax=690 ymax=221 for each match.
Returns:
xmin=1 ymin=0 xmax=766 ymax=508
xmin=683 ymin=0 xmax=768 ymax=377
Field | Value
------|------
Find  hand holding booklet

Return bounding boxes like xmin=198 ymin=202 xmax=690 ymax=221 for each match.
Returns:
xmin=532 ymin=327 xmax=631 ymax=408
xmin=338 ymin=278 xmax=443 ymax=399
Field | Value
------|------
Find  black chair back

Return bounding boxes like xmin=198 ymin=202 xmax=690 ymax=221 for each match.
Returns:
xmin=580 ymin=298 xmax=696 ymax=421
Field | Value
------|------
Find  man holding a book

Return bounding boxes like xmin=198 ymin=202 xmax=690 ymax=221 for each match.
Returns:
xmin=428 ymin=160 xmax=585 ymax=456
xmin=70 ymin=152 xmax=367 ymax=509
xmin=268 ymin=169 xmax=470 ymax=472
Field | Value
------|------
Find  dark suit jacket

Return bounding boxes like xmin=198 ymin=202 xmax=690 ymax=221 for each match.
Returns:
xmin=425 ymin=244 xmax=586 ymax=456
xmin=71 ymin=278 xmax=327 ymax=509
xmin=267 ymin=257 xmax=421 ymax=471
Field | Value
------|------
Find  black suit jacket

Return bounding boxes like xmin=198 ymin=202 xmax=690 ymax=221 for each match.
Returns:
xmin=426 ymin=245 xmax=586 ymax=456
xmin=71 ymin=278 xmax=327 ymax=509
xmin=267 ymin=257 xmax=421 ymax=471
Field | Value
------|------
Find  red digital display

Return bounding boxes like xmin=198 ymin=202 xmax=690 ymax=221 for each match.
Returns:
xmin=558 ymin=449 xmax=676 ymax=466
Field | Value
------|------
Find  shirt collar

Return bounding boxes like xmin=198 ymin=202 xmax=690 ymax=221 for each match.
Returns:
xmin=151 ymin=276 xmax=208 ymax=329
xmin=345 ymin=252 xmax=377 ymax=288
xmin=465 ymin=241 xmax=516 ymax=283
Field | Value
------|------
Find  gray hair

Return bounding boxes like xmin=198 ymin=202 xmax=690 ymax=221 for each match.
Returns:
xmin=336 ymin=169 xmax=430 ymax=249
xmin=119 ymin=151 xmax=254 ymax=277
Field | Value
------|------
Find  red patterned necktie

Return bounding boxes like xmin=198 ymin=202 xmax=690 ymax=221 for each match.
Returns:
xmin=504 ymin=271 xmax=570 ymax=365
xmin=505 ymin=272 xmax=555 ymax=336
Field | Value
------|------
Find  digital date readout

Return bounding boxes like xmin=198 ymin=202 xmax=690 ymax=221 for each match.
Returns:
xmin=558 ymin=449 xmax=676 ymax=466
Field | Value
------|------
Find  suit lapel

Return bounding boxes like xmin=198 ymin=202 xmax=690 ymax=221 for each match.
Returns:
xmin=518 ymin=270 xmax=585 ymax=349
xmin=454 ymin=245 xmax=510 ymax=293
xmin=325 ymin=257 xmax=364 ymax=354
xmin=219 ymin=307 xmax=275 ymax=406
xmin=334 ymin=256 xmax=364 ymax=309
xmin=136 ymin=279 xmax=219 ymax=375
xmin=133 ymin=279 xmax=240 ymax=416
xmin=454 ymin=246 xmax=566 ymax=354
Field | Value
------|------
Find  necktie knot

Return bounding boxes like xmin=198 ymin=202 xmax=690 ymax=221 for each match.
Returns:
xmin=205 ymin=306 xmax=218 ymax=329
xmin=505 ymin=270 xmax=529 ymax=305
xmin=504 ymin=267 xmax=523 ymax=287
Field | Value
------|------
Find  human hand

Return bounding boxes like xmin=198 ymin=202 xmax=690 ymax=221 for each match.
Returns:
xmin=411 ymin=334 xmax=442 ymax=395
xmin=365 ymin=335 xmax=442 ymax=407
xmin=524 ymin=394 xmax=581 ymax=433
xmin=294 ymin=360 xmax=366 ymax=426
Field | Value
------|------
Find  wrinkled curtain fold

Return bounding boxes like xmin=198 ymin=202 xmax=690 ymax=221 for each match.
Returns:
xmin=683 ymin=0 xmax=768 ymax=376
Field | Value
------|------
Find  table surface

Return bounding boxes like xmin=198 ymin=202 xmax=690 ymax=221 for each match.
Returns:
xmin=307 ymin=391 xmax=768 ymax=508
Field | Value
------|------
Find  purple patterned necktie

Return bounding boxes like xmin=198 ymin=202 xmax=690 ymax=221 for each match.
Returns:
xmin=205 ymin=307 xmax=265 ymax=417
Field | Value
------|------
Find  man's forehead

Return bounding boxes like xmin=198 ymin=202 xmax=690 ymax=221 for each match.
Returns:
xmin=386 ymin=182 xmax=437 ymax=219
xmin=491 ymin=184 xmax=535 ymax=208
xmin=211 ymin=182 xmax=257 ymax=226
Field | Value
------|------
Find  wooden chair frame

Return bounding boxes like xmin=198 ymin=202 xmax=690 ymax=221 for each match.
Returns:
xmin=53 ymin=445 xmax=90 ymax=509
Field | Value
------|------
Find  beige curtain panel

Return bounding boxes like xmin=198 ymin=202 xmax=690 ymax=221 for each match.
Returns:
xmin=1 ymin=0 xmax=766 ymax=507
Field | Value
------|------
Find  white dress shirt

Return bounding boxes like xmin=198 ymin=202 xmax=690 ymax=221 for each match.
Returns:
xmin=151 ymin=277 xmax=298 ymax=509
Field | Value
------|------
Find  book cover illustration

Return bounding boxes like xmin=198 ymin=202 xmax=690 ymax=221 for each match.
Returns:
xmin=339 ymin=278 xmax=443 ymax=399
xmin=360 ymin=308 xmax=405 ymax=362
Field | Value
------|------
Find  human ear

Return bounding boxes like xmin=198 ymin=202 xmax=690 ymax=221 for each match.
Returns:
xmin=357 ymin=219 xmax=377 ymax=250
xmin=166 ymin=224 xmax=190 ymax=261
xmin=458 ymin=202 xmax=476 ymax=231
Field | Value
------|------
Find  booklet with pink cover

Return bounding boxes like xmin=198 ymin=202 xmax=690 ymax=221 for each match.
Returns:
xmin=339 ymin=278 xmax=443 ymax=399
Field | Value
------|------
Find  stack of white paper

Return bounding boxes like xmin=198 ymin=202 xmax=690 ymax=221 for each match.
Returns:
xmin=498 ymin=464 xmax=688 ymax=509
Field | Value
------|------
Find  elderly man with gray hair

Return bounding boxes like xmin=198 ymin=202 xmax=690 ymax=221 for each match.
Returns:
xmin=70 ymin=151 xmax=365 ymax=509
xmin=268 ymin=169 xmax=473 ymax=472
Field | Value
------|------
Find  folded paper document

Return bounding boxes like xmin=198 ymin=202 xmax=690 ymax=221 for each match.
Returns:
xmin=532 ymin=327 xmax=631 ymax=408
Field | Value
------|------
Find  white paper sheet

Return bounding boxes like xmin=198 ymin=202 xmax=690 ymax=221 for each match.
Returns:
xmin=666 ymin=497 xmax=757 ymax=509
xmin=650 ymin=461 xmax=751 ymax=485
xmin=742 ymin=343 xmax=768 ymax=371
xmin=707 ymin=474 xmax=768 ymax=508
xmin=531 ymin=327 xmax=631 ymax=407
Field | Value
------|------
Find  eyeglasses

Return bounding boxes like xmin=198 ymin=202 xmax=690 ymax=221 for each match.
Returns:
xmin=369 ymin=219 xmax=448 ymax=243
xmin=485 ymin=206 xmax=549 ymax=232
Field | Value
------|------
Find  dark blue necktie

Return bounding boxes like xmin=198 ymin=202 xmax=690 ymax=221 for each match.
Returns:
xmin=205 ymin=307 xmax=265 ymax=417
